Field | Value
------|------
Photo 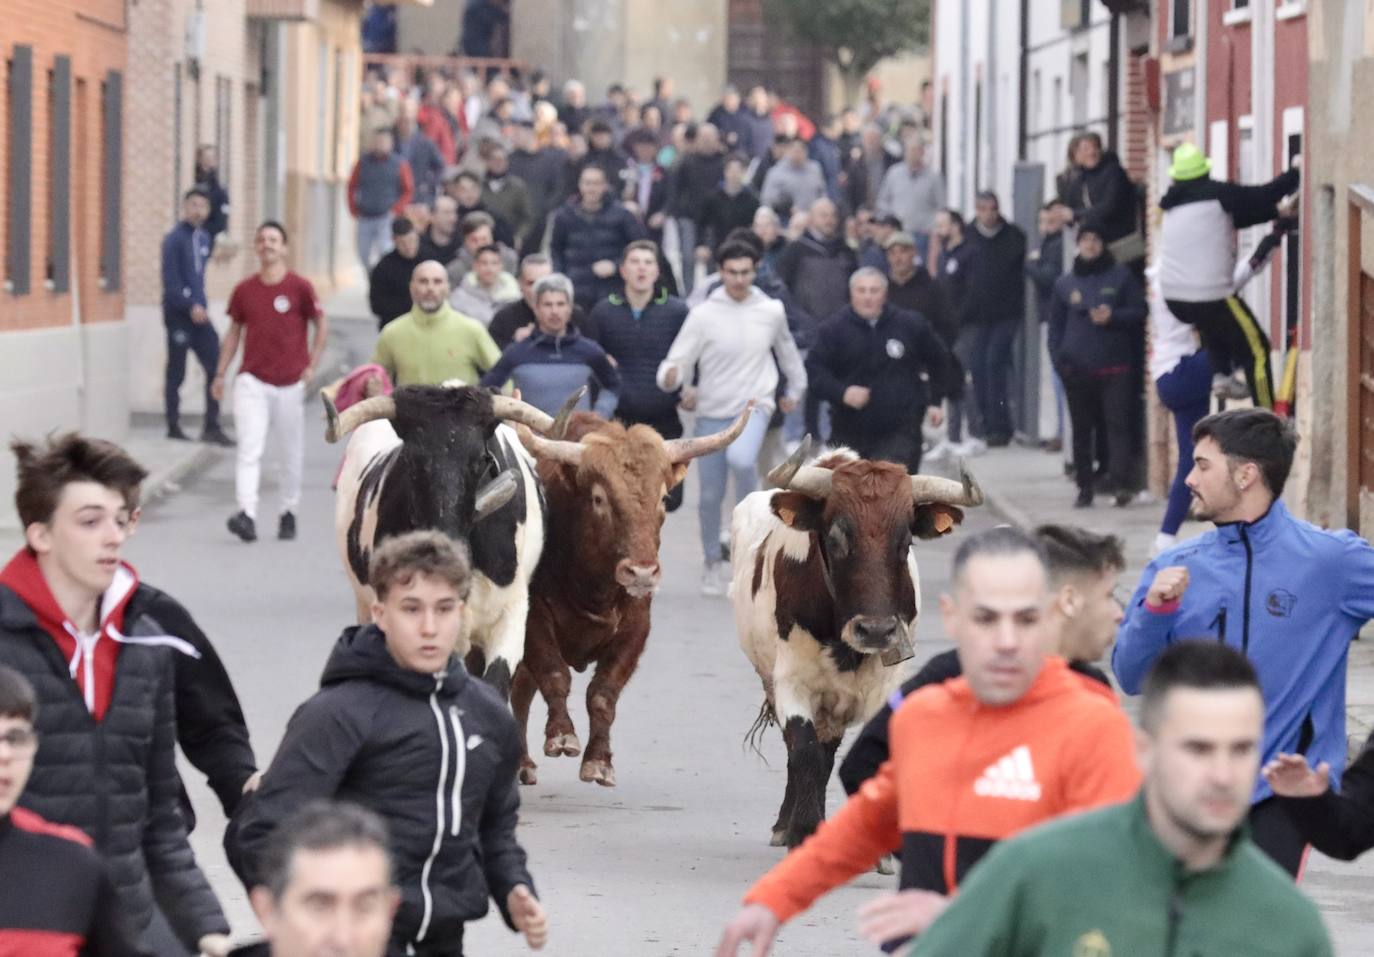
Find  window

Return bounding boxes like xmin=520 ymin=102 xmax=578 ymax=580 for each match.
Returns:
xmin=1223 ymin=0 xmax=1252 ymax=25
xmin=1031 ymin=69 xmax=1042 ymax=132
xmin=48 ymin=56 xmax=71 ymax=293
xmin=1170 ymin=0 xmax=1192 ymax=40
xmin=172 ymin=65 xmax=182 ymax=216
xmin=215 ymin=74 xmax=231 ymax=188
xmin=6 ymin=46 xmax=33 ymax=295
xmin=1071 ymin=53 xmax=1090 ymax=128
xmin=99 ymin=71 xmax=122 ymax=291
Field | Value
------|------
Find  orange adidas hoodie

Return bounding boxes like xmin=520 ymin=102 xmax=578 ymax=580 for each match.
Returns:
xmin=745 ymin=656 xmax=1141 ymax=922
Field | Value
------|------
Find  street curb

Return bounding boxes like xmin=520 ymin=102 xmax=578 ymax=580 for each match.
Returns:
xmin=136 ymin=345 xmax=351 ymax=515
xmin=980 ymin=482 xmax=1035 ymax=531
xmin=139 ymin=444 xmax=223 ymax=511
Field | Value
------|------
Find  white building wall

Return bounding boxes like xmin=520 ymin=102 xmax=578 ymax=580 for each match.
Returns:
xmin=933 ymin=0 xmax=1116 ymax=217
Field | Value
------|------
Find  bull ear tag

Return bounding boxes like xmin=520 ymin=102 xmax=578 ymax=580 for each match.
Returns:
xmin=880 ymin=631 xmax=915 ymax=667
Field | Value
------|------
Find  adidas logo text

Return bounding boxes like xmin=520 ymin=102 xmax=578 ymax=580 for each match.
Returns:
xmin=973 ymin=745 xmax=1042 ymax=801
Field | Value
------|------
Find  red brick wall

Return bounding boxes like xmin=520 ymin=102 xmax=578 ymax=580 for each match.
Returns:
xmin=0 ymin=0 xmax=127 ymax=332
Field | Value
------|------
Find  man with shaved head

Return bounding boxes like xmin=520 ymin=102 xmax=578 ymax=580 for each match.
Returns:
xmin=370 ymin=260 xmax=501 ymax=387
xmin=717 ymin=527 xmax=1140 ymax=956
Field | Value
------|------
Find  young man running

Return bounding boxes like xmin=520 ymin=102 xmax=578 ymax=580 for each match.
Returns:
xmin=913 ymin=642 xmax=1332 ymax=956
xmin=715 ymin=527 xmax=1140 ymax=955
xmin=236 ymin=532 xmax=547 ymax=957
xmin=213 ymin=221 xmax=328 ymax=543
xmin=0 ymin=434 xmax=230 ymax=955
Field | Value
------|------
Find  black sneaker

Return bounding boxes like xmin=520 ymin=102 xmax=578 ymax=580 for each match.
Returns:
xmin=1114 ymin=490 xmax=1135 ymax=508
xmin=227 ymin=511 xmax=257 ymax=542
xmin=167 ymin=424 xmax=190 ymax=441
xmin=1073 ymin=488 xmax=1094 ymax=509
xmin=278 ymin=512 xmax=297 ymax=541
xmin=202 ymin=427 xmax=236 ymax=447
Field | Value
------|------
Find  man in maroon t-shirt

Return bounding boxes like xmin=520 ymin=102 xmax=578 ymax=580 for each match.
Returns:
xmin=212 ymin=221 xmax=328 ymax=542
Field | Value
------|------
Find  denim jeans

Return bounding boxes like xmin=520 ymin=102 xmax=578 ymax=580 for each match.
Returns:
xmin=970 ymin=320 xmax=1019 ymax=439
xmin=695 ymin=408 xmax=771 ymax=564
xmin=356 ymin=213 xmax=393 ymax=272
xmin=1155 ymin=350 xmax=1212 ymax=535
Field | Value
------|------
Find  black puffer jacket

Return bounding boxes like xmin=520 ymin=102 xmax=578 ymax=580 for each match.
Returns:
xmin=233 ymin=626 xmax=534 ymax=951
xmin=806 ymin=304 xmax=955 ymax=442
xmin=591 ymin=287 xmax=689 ymax=423
xmin=0 ymin=584 xmax=228 ymax=952
xmin=1060 ymin=150 xmax=1139 ymax=244
xmin=549 ymin=197 xmax=646 ymax=308
xmin=126 ymin=585 xmax=257 ymax=821
xmin=776 ymin=231 xmax=858 ymax=348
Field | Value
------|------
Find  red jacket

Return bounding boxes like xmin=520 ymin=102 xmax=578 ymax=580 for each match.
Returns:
xmin=0 ymin=549 xmax=135 ymax=721
xmin=417 ymin=102 xmax=460 ymax=166
xmin=0 ymin=808 xmax=141 ymax=955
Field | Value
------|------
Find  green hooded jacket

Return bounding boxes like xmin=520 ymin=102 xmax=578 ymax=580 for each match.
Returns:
xmin=909 ymin=791 xmax=1331 ymax=957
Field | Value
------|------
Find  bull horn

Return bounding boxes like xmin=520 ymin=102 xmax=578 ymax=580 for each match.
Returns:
xmin=766 ymin=434 xmax=813 ymax=488
xmin=490 ymin=394 xmax=555 ymax=434
xmin=910 ymin=460 xmax=985 ymax=507
xmin=514 ymin=424 xmax=585 ymax=466
xmin=783 ymin=464 xmax=834 ymax=499
xmin=474 ymin=469 xmax=519 ymax=521
xmin=552 ymin=386 xmax=587 ymax=438
xmin=662 ymin=401 xmax=756 ymax=464
xmin=324 ymin=394 xmax=396 ymax=444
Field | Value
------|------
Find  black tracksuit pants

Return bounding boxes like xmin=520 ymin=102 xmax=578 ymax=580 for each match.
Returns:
xmin=164 ymin=308 xmax=222 ymax=430
xmin=1166 ymin=296 xmax=1274 ymax=408
xmin=832 ymin=425 xmax=924 ymax=473
xmin=1063 ymin=371 xmax=1135 ymax=495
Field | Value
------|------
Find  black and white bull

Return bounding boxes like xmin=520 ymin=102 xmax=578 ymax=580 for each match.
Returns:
xmin=730 ymin=443 xmax=983 ymax=848
xmin=327 ymin=384 xmax=562 ymax=697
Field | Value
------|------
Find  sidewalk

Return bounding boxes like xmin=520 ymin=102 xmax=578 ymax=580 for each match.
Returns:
xmin=968 ymin=440 xmax=1374 ymax=745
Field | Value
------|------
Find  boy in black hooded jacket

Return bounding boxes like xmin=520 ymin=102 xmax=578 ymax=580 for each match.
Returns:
xmin=234 ymin=531 xmax=546 ymax=957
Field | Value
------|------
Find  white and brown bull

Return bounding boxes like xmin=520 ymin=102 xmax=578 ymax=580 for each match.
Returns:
xmin=326 ymin=384 xmax=567 ymax=698
xmin=731 ymin=442 xmax=983 ymax=847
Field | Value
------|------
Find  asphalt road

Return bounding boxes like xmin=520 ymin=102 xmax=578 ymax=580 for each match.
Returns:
xmin=117 ymin=318 xmax=1373 ymax=955
xmin=123 ymin=348 xmax=993 ymax=953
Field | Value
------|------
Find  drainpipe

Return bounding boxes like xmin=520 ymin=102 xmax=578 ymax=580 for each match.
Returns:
xmin=1017 ymin=0 xmax=1028 ymax=160
xmin=1107 ymin=13 xmax=1120 ymax=153
xmin=1194 ymin=0 xmax=1209 ymax=147
xmin=958 ymin=0 xmax=970 ymax=206
xmin=986 ymin=0 xmax=998 ymax=194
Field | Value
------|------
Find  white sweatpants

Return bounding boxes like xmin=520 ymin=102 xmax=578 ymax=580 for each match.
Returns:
xmin=233 ymin=372 xmax=305 ymax=519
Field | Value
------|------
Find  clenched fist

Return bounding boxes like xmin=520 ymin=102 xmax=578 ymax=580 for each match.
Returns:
xmin=1146 ymin=566 xmax=1190 ymax=607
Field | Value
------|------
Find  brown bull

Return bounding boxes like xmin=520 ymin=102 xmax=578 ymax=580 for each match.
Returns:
xmin=732 ymin=443 xmax=983 ymax=847
xmin=512 ymin=405 xmax=753 ymax=787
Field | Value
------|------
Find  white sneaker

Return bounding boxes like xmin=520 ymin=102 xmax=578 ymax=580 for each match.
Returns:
xmin=1212 ymin=373 xmax=1249 ymax=400
xmin=924 ymin=439 xmax=953 ymax=463
xmin=956 ymin=437 xmax=988 ymax=457
xmin=1151 ymin=532 xmax=1177 ymax=557
xmin=701 ymin=563 xmax=725 ymax=598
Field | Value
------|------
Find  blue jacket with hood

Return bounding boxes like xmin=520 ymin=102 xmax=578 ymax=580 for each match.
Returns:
xmin=1113 ymin=500 xmax=1374 ymax=802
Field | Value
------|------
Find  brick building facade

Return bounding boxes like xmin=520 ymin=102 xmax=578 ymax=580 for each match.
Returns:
xmin=123 ymin=0 xmax=364 ymax=417
xmin=0 ymin=0 xmax=130 ymax=521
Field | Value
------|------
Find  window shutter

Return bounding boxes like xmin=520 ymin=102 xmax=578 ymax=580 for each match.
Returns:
xmin=50 ymin=55 xmax=71 ymax=293
xmin=7 ymin=45 xmax=33 ymax=295
xmin=100 ymin=69 xmax=122 ymax=290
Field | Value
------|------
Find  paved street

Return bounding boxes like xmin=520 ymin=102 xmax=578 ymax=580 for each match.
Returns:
xmin=94 ymin=316 xmax=1372 ymax=955
xmin=126 ymin=330 xmax=996 ymax=953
